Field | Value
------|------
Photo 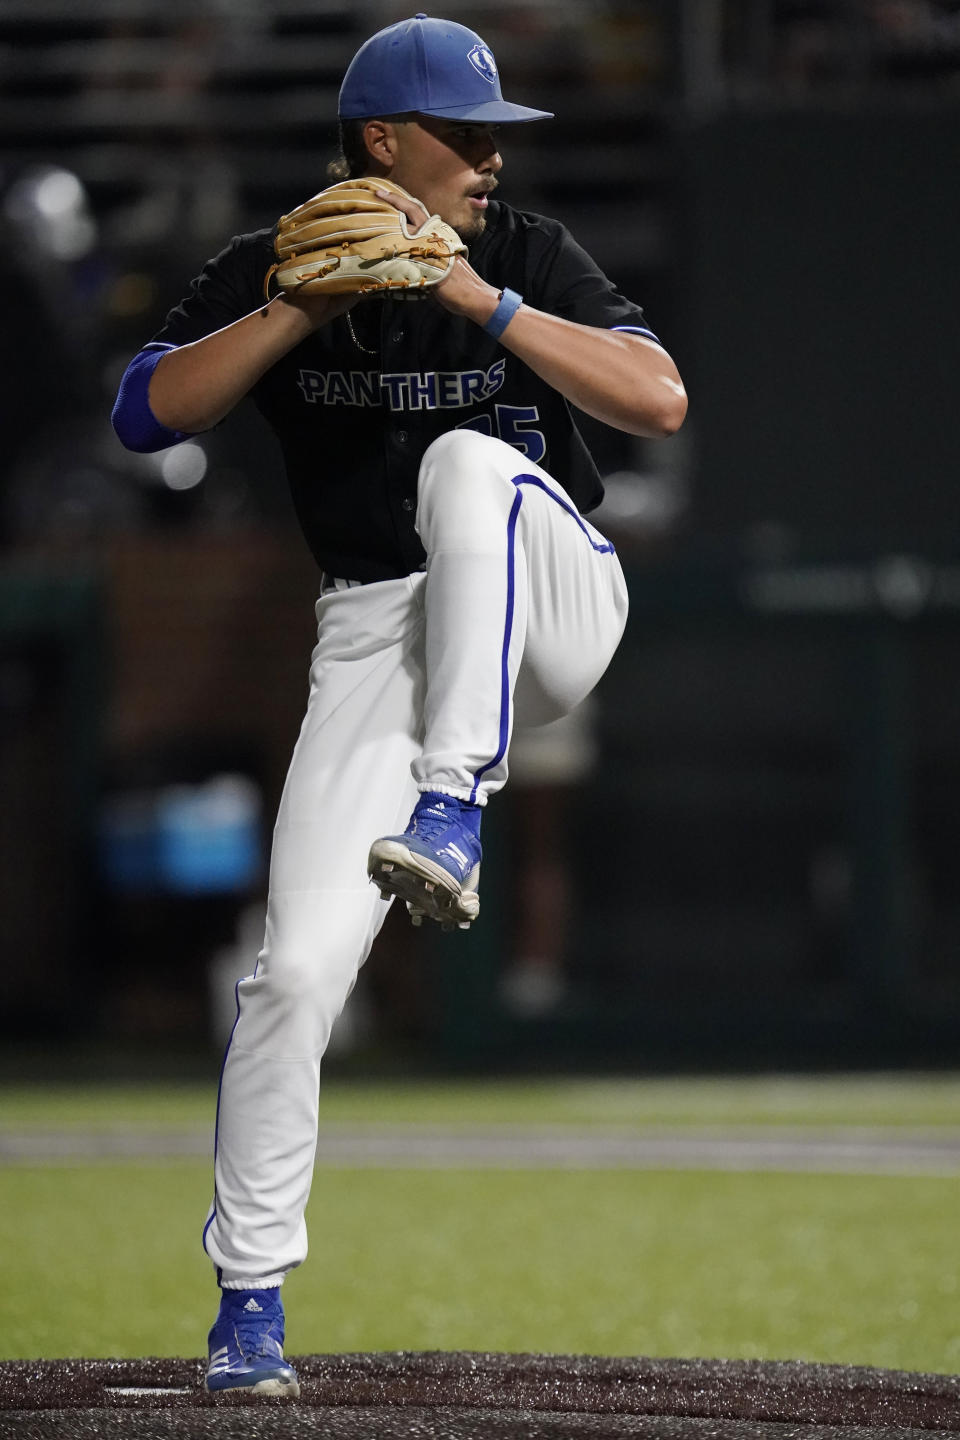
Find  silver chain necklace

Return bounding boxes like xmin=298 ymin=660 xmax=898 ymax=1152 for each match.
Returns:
xmin=346 ymin=310 xmax=378 ymax=355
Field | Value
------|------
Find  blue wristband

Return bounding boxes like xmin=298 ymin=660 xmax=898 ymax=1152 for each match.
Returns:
xmin=483 ymin=288 xmax=523 ymax=340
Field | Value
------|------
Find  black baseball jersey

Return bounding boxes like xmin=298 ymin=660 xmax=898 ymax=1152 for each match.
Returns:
xmin=154 ymin=199 xmax=657 ymax=583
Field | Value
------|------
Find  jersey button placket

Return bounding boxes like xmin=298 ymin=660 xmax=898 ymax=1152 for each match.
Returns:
xmin=382 ymin=302 xmax=421 ymax=561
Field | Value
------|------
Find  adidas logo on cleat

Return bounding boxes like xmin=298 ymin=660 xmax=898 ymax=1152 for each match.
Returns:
xmin=207 ymin=1346 xmax=232 ymax=1377
xmin=440 ymin=841 xmax=470 ymax=869
xmin=243 ymin=1298 xmax=264 ymax=1313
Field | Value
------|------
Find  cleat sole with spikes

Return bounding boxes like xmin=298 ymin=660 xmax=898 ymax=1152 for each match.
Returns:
xmin=369 ymin=838 xmax=479 ymax=927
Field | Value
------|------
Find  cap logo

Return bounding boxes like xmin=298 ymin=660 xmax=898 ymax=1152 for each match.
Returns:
xmin=467 ymin=44 xmax=498 ymax=85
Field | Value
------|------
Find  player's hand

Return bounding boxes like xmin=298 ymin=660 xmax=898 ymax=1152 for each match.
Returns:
xmin=373 ymin=185 xmax=431 ymax=231
xmin=373 ymin=187 xmax=501 ymax=326
xmin=281 ymin=289 xmax=360 ymax=331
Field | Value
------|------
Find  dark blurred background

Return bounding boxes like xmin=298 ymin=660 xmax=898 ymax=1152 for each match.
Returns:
xmin=2 ymin=0 xmax=959 ymax=1076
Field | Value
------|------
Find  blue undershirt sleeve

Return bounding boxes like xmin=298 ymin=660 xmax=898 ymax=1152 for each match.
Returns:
xmin=111 ymin=343 xmax=194 ymax=453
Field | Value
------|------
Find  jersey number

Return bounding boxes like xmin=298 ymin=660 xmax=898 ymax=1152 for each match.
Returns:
xmin=456 ymin=404 xmax=547 ymax=465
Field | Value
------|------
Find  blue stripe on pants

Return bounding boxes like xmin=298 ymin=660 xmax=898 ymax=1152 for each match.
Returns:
xmin=468 ymin=474 xmax=616 ymax=802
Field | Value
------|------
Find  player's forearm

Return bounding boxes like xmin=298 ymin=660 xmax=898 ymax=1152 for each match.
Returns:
xmin=441 ymin=265 xmax=686 ymax=438
xmin=498 ymin=307 xmax=687 ymax=439
xmin=147 ymin=296 xmax=321 ymax=433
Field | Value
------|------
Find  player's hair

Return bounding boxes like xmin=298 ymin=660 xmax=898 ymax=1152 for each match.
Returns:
xmin=326 ymin=120 xmax=365 ymax=181
xmin=326 ymin=116 xmax=411 ymax=181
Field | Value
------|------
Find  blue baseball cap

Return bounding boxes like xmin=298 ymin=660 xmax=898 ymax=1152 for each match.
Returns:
xmin=339 ymin=13 xmax=553 ymax=124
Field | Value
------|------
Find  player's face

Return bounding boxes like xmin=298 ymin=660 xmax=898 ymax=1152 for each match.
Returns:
xmin=389 ymin=116 xmax=503 ymax=240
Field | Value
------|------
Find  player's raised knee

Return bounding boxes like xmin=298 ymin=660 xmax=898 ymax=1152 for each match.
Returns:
xmin=416 ymin=431 xmax=517 ymax=546
xmin=420 ymin=427 xmax=500 ymax=474
xmin=417 ymin=429 xmax=518 ymax=518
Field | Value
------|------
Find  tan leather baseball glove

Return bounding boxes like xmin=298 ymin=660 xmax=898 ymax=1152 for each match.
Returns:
xmin=267 ymin=178 xmax=467 ymax=297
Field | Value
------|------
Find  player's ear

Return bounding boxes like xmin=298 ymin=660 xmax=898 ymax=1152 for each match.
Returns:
xmin=362 ymin=119 xmax=398 ymax=173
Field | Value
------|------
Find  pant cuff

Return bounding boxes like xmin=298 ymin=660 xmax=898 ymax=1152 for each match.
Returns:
xmin=219 ymin=1273 xmax=286 ymax=1291
xmin=417 ymin=783 xmax=487 ymax=806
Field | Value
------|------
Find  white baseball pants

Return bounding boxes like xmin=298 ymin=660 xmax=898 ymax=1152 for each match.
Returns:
xmin=203 ymin=429 xmax=628 ymax=1286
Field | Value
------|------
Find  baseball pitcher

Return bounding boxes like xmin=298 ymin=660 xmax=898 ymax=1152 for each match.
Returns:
xmin=113 ymin=12 xmax=687 ymax=1398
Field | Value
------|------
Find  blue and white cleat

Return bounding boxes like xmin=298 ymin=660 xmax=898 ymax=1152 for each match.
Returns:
xmin=368 ymin=791 xmax=482 ymax=930
xmin=204 ymin=1287 xmax=300 ymax=1398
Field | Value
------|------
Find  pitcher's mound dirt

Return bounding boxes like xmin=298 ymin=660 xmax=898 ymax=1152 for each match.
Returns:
xmin=2 ymin=1351 xmax=960 ymax=1439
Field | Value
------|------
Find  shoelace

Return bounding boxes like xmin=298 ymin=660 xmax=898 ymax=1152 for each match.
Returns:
xmin=411 ymin=797 xmax=480 ymax=848
xmin=411 ymin=802 xmax=460 ymax=843
xmin=231 ymin=1308 xmax=284 ymax=1357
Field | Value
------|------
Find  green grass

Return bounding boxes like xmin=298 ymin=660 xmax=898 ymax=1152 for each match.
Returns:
xmin=2 ymin=1074 xmax=960 ymax=1372
xmin=294 ymin=1168 xmax=960 ymax=1374
xmin=2 ymin=1162 xmax=959 ymax=1373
